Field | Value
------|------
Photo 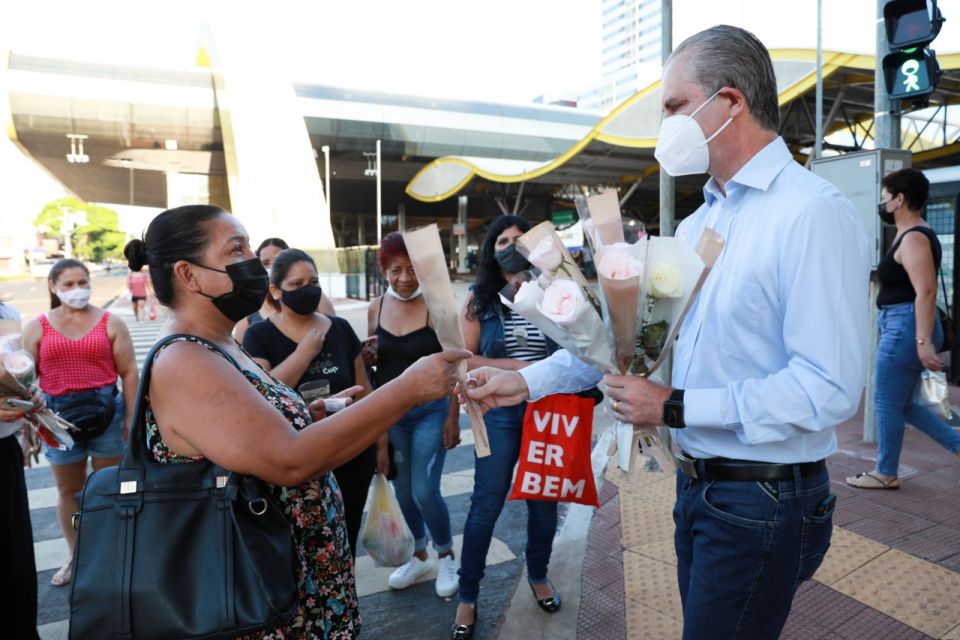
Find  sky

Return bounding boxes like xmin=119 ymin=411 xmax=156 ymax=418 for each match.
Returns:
xmin=1 ymin=0 xmax=958 ymax=221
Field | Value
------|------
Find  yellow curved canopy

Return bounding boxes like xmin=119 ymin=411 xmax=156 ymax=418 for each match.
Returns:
xmin=406 ymin=49 xmax=960 ymax=203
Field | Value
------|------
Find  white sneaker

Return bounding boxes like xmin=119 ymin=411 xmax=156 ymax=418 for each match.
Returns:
xmin=388 ymin=556 xmax=432 ymax=590
xmin=435 ymin=555 xmax=459 ymax=598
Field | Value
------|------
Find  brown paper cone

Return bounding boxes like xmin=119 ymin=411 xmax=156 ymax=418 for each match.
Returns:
xmin=402 ymin=224 xmax=491 ymax=457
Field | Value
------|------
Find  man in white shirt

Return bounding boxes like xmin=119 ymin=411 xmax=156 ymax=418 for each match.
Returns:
xmin=463 ymin=25 xmax=870 ymax=640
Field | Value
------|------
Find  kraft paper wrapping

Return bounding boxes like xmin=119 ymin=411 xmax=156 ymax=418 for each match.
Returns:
xmin=402 ymin=225 xmax=491 ymax=457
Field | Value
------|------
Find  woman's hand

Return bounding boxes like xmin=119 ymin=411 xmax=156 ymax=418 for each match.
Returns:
xmin=406 ymin=350 xmax=472 ymax=405
xmin=376 ymin=437 xmax=390 ymax=475
xmin=361 ymin=336 xmax=378 ymax=366
xmin=298 ymin=327 xmax=327 ymax=357
xmin=918 ymin=342 xmax=945 ymax=371
xmin=442 ymin=415 xmax=461 ymax=450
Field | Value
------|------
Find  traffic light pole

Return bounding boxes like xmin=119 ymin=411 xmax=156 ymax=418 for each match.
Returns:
xmin=875 ymin=0 xmax=901 ymax=149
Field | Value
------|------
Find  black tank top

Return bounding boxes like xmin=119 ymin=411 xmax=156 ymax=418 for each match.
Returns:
xmin=375 ymin=297 xmax=443 ymax=385
xmin=876 ymin=226 xmax=941 ymax=308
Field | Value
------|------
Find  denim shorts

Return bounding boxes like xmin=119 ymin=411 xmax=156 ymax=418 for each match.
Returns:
xmin=43 ymin=385 xmax=125 ymax=465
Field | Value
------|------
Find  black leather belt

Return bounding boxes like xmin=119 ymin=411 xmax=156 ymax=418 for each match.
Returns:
xmin=675 ymin=451 xmax=827 ymax=482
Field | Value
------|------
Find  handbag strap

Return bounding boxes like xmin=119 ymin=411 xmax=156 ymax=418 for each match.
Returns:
xmin=121 ymin=333 xmax=244 ymax=472
xmin=939 ymin=268 xmax=952 ymax=320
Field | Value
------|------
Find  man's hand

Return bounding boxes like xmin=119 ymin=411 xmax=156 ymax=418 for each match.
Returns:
xmin=603 ymin=375 xmax=672 ymax=426
xmin=459 ymin=367 xmax=530 ymax=413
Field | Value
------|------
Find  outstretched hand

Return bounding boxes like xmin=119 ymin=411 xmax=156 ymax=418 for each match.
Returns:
xmin=457 ymin=367 xmax=530 ymax=413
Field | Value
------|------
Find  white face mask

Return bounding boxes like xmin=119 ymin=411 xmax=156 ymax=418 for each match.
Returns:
xmin=386 ymin=285 xmax=422 ymax=301
xmin=654 ymin=89 xmax=734 ymax=177
xmin=57 ymin=287 xmax=92 ymax=309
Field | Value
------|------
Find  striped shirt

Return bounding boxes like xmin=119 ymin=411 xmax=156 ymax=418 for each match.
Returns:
xmin=503 ymin=311 xmax=548 ymax=362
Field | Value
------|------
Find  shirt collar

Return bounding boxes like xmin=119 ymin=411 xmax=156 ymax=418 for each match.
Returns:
xmin=702 ymin=136 xmax=793 ymax=206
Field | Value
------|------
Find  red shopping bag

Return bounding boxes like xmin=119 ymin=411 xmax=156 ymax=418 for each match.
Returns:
xmin=509 ymin=394 xmax=599 ymax=507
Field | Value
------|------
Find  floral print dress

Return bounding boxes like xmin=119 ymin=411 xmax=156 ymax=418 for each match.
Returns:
xmin=144 ymin=336 xmax=361 ymax=639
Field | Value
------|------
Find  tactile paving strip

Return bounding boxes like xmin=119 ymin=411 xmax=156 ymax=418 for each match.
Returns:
xmin=814 ymin=526 xmax=888 ymax=586
xmin=832 ymin=549 xmax=960 ymax=638
xmin=632 ymin=538 xmax=678 ymax=567
xmin=620 ymin=495 xmax=675 ymax=549
xmin=943 ymin=623 xmax=960 ymax=640
xmin=624 ymin=601 xmax=683 ymax=640
xmin=622 ymin=549 xmax=683 ymax=622
xmin=889 ymin=524 xmax=960 ymax=564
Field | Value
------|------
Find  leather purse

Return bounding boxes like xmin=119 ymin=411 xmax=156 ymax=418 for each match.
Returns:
xmin=69 ymin=334 xmax=298 ymax=640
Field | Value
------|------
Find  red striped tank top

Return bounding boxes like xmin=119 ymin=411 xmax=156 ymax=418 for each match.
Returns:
xmin=38 ymin=312 xmax=118 ymax=396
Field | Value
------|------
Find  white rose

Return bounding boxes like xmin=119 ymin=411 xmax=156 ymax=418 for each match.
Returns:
xmin=527 ymin=236 xmax=564 ymax=273
xmin=648 ymin=262 xmax=683 ymax=298
xmin=538 ymin=279 xmax=590 ymax=326
xmin=597 ymin=243 xmax=641 ymax=280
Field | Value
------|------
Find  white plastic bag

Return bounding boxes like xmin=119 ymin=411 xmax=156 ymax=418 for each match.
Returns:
xmin=915 ymin=370 xmax=951 ymax=420
xmin=361 ymin=474 xmax=414 ymax=567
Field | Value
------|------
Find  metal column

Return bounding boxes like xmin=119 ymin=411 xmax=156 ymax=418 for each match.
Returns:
xmin=457 ymin=195 xmax=469 ymax=274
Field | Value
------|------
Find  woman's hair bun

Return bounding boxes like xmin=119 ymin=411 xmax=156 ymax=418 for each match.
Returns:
xmin=124 ymin=238 xmax=148 ymax=271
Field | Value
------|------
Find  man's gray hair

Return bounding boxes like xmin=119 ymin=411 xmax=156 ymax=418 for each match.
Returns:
xmin=670 ymin=25 xmax=780 ymax=132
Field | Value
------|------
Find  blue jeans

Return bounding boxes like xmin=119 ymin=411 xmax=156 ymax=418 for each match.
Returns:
xmin=43 ymin=385 xmax=125 ymax=465
xmin=674 ymin=467 xmax=834 ymax=640
xmin=875 ymin=302 xmax=960 ymax=477
xmin=458 ymin=404 xmax=558 ymax=604
xmin=388 ymin=398 xmax=453 ymax=554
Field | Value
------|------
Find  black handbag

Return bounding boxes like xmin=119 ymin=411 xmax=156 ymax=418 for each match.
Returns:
xmin=938 ymin=269 xmax=958 ymax=352
xmin=56 ymin=387 xmax=117 ymax=442
xmin=69 ymin=334 xmax=298 ymax=640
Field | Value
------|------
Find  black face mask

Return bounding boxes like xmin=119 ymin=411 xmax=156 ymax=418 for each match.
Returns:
xmin=193 ymin=257 xmax=269 ymax=322
xmin=281 ymin=284 xmax=323 ymax=316
xmin=494 ymin=244 xmax=530 ymax=274
xmin=878 ymin=200 xmax=896 ymax=225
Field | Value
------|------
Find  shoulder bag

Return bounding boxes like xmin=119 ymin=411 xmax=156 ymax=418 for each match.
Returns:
xmin=69 ymin=334 xmax=298 ymax=639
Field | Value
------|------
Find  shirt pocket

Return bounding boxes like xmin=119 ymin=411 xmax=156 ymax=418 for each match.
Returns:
xmin=705 ymin=272 xmax=766 ymax=359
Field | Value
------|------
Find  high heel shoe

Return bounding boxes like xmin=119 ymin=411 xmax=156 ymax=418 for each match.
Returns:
xmin=529 ymin=579 xmax=561 ymax=613
xmin=451 ymin=602 xmax=478 ymax=640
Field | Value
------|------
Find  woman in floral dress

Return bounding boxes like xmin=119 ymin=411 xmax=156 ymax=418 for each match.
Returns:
xmin=125 ymin=205 xmax=468 ymax=639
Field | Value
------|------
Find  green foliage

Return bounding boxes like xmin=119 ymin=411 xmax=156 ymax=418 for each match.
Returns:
xmin=34 ymin=197 xmax=125 ymax=262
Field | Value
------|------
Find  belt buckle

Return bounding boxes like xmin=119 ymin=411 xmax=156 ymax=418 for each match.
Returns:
xmin=674 ymin=451 xmax=699 ymax=479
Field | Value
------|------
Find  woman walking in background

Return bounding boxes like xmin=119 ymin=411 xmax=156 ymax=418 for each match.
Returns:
xmin=243 ymin=248 xmax=387 ymax=554
xmin=126 ymin=266 xmax=151 ymax=322
xmin=21 ymin=259 xmax=138 ymax=586
xmin=848 ymin=168 xmax=960 ymax=490
xmin=367 ymin=231 xmax=461 ymax=598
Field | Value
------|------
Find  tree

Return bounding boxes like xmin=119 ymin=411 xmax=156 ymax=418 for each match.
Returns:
xmin=34 ymin=197 xmax=126 ymax=262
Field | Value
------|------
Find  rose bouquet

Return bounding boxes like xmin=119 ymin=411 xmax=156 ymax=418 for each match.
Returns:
xmin=499 ymin=222 xmax=615 ymax=376
xmin=0 ymin=333 xmax=76 ymax=451
xmin=574 ymin=188 xmax=724 ymax=474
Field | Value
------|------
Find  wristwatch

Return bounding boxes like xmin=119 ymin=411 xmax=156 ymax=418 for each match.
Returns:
xmin=662 ymin=388 xmax=686 ymax=429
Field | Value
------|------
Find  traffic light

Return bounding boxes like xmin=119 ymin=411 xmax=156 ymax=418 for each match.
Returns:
xmin=882 ymin=0 xmax=945 ymax=105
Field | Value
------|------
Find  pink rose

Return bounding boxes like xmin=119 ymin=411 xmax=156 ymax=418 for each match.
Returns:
xmin=597 ymin=244 xmax=641 ymax=280
xmin=538 ymin=279 xmax=590 ymax=326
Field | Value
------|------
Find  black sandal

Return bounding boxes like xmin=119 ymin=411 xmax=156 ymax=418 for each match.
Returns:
xmin=451 ymin=602 xmax=478 ymax=640
xmin=529 ymin=579 xmax=562 ymax=613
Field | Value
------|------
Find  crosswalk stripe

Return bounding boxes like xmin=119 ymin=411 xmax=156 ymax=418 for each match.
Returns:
xmin=355 ymin=533 xmax=515 ymax=598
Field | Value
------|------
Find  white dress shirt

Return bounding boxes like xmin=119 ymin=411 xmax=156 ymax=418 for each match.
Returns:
xmin=521 ymin=137 xmax=871 ymax=463
xmin=0 ymin=303 xmax=24 ymax=439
